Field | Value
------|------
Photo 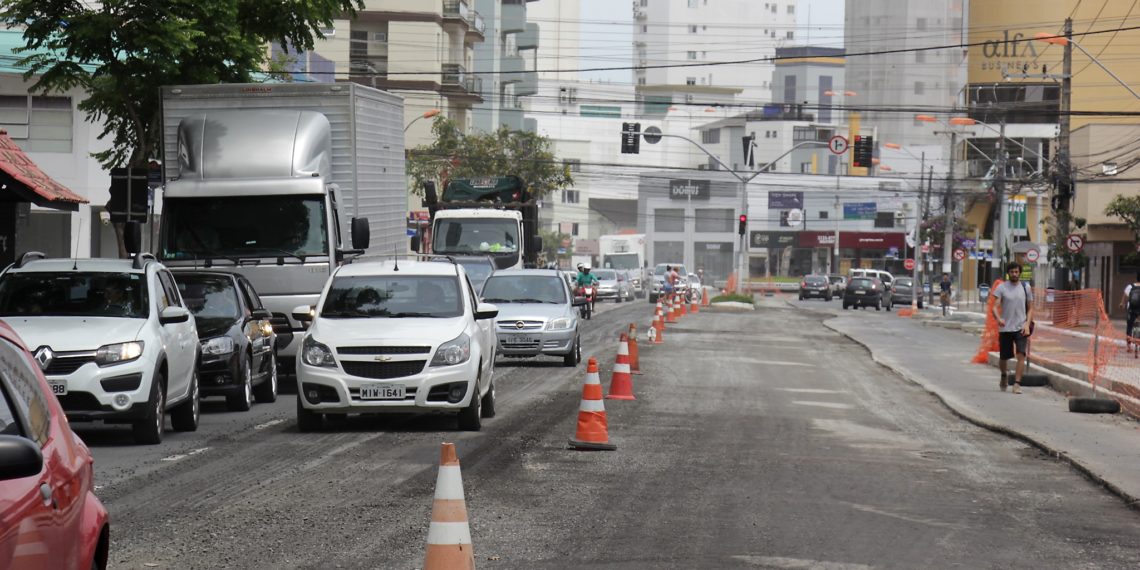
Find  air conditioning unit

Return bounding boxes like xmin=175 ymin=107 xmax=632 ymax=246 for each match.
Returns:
xmin=894 ymin=211 xmax=905 ymax=221
xmin=371 ymin=32 xmax=388 ymax=42
xmin=684 ymin=94 xmax=695 ymax=103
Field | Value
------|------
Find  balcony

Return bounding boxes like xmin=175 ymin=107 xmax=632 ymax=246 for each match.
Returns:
xmin=500 ymin=55 xmax=524 ymax=83
xmin=518 ymin=22 xmax=539 ymax=50
xmin=349 ymin=55 xmax=387 ymax=78
xmin=515 ymin=70 xmax=537 ymax=96
xmin=442 ymin=63 xmax=483 ymax=100
xmin=442 ymin=0 xmax=485 ymax=39
xmin=634 ymin=7 xmax=647 ymax=20
xmin=501 ymin=2 xmax=525 ymax=34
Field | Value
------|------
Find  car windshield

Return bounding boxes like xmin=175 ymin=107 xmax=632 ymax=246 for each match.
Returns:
xmin=805 ymin=276 xmax=828 ymax=285
xmin=320 ymin=276 xmax=463 ymax=318
xmin=895 ymin=278 xmax=913 ymax=287
xmin=481 ymin=275 xmax=566 ymax=304
xmin=161 ymin=195 xmax=328 ymax=260
xmin=434 ymin=218 xmax=519 ymax=254
xmin=175 ymin=275 xmax=241 ymax=321
xmin=594 ymin=269 xmax=618 ymax=281
xmin=456 ymin=260 xmax=494 ymax=289
xmin=0 ymin=272 xmax=149 ymax=318
xmin=850 ymin=278 xmax=873 ymax=288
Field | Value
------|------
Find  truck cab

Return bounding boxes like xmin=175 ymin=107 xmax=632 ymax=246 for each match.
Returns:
xmin=417 ymin=176 xmax=542 ymax=269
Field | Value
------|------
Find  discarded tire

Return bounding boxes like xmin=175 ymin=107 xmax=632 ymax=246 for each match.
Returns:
xmin=1068 ymin=397 xmax=1121 ymax=414
xmin=1018 ymin=374 xmax=1049 ymax=387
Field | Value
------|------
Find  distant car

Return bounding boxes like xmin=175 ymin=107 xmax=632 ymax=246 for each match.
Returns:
xmin=481 ymin=269 xmax=585 ymax=367
xmin=172 ymin=271 xmax=279 ymax=411
xmin=799 ymin=275 xmax=833 ymax=301
xmin=828 ymin=274 xmax=847 ymax=296
xmin=0 ymin=320 xmax=109 ymax=570
xmin=843 ymin=277 xmax=884 ymax=310
xmin=293 ymin=259 xmax=499 ymax=432
xmin=850 ymin=268 xmax=894 ymax=292
xmin=649 ymin=263 xmax=688 ymax=302
xmin=444 ymin=256 xmax=496 ymax=296
xmin=0 ymin=253 xmax=200 ymax=445
xmin=593 ymin=269 xmax=630 ymax=302
xmin=887 ymin=277 xmax=924 ymax=310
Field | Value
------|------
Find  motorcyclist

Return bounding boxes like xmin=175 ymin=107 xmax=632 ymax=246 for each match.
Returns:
xmin=576 ymin=264 xmax=599 ymax=288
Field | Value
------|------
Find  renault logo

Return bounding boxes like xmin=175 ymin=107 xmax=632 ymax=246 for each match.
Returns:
xmin=514 ymin=321 xmax=525 ymax=330
xmin=33 ymin=347 xmax=53 ymax=371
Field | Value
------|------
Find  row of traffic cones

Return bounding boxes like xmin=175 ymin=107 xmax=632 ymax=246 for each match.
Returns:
xmin=649 ymin=289 xmax=708 ymax=345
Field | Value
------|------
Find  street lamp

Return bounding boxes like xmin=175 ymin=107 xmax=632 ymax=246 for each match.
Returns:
xmin=404 ymin=108 xmax=442 ymax=133
xmin=1034 ymin=33 xmax=1140 ymax=100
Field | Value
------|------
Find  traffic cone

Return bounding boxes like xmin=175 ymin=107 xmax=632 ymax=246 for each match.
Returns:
xmin=627 ymin=323 xmax=643 ymax=375
xmin=702 ymin=287 xmax=711 ymax=306
xmin=690 ymin=295 xmax=699 ymax=314
xmin=423 ymin=443 xmax=476 ymax=570
xmin=680 ymin=294 xmax=689 ymax=315
xmin=652 ymin=312 xmax=665 ymax=344
xmin=665 ymin=295 xmax=677 ymax=323
xmin=568 ymin=358 xmax=617 ymax=451
xmin=607 ymin=334 xmax=636 ymax=400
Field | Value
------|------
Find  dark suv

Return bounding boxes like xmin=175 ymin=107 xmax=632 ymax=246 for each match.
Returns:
xmin=798 ymin=275 xmax=832 ymax=301
xmin=842 ymin=277 xmax=884 ymax=310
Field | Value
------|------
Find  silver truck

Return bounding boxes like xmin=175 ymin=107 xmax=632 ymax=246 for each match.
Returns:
xmin=156 ymin=83 xmax=405 ymax=371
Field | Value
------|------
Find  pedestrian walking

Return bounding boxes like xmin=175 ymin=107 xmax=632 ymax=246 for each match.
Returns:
xmin=939 ymin=273 xmax=952 ymax=316
xmin=991 ymin=262 xmax=1034 ymax=394
xmin=1118 ymin=272 xmax=1140 ymax=353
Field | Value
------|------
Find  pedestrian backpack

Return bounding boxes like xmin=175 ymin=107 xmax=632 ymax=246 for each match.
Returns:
xmin=1129 ymin=285 xmax=1140 ymax=313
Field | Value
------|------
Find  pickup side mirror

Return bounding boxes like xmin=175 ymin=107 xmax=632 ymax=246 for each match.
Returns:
xmin=251 ymin=308 xmax=272 ymax=320
xmin=474 ymin=302 xmax=498 ymax=320
xmin=572 ymin=296 xmax=588 ymax=307
xmin=351 ymin=217 xmax=370 ymax=250
xmin=292 ymin=305 xmax=316 ymax=322
xmin=0 ymin=435 xmax=43 ymax=481
xmin=159 ymin=306 xmax=190 ymax=325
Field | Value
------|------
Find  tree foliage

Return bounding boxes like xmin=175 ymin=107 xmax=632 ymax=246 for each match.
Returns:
xmin=538 ymin=228 xmax=573 ymax=266
xmin=3 ymin=0 xmax=362 ymax=168
xmin=1105 ymin=194 xmax=1140 ymax=240
xmin=407 ymin=116 xmax=573 ymax=199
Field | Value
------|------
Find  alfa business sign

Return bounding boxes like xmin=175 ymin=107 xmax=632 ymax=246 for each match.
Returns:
xmin=968 ymin=1 xmax=1067 ymax=83
xmin=669 ymin=179 xmax=710 ymax=200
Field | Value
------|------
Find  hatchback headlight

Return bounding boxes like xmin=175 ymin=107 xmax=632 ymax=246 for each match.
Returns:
xmin=201 ymin=336 xmax=235 ymax=356
xmin=547 ymin=317 xmax=574 ymax=331
xmin=95 ymin=341 xmax=144 ymax=366
xmin=302 ymin=336 xmax=336 ymax=367
xmin=431 ymin=333 xmax=471 ymax=367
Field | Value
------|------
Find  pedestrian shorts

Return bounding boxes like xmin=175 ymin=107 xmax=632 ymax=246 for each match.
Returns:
xmin=998 ymin=331 xmax=1028 ymax=360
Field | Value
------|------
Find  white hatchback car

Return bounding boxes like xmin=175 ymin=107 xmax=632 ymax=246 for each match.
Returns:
xmin=293 ymin=258 xmax=499 ymax=431
xmin=0 ymin=252 xmax=200 ymax=444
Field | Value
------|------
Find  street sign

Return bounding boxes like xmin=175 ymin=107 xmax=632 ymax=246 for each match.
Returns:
xmin=904 ymin=258 xmax=915 ymax=271
xmin=1065 ymin=233 xmax=1085 ymax=253
xmin=828 ymin=135 xmax=849 ymax=155
xmin=643 ymin=126 xmax=663 ymax=144
xmin=786 ymin=209 xmax=803 ymax=226
xmin=953 ymin=248 xmax=966 ymax=261
xmin=1026 ymin=249 xmax=1040 ymax=262
xmin=921 ymin=244 xmax=931 ymax=254
xmin=961 ymin=238 xmax=976 ymax=249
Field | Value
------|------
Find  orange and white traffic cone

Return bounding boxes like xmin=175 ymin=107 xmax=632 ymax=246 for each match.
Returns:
xmin=423 ymin=443 xmax=476 ymax=570
xmin=568 ymin=358 xmax=617 ymax=451
xmin=607 ymin=334 xmax=635 ymax=400
xmin=702 ymin=286 xmax=711 ymax=306
xmin=680 ymin=293 xmax=689 ymax=315
xmin=690 ymin=294 xmax=699 ymax=314
xmin=627 ymin=323 xmax=643 ymax=375
xmin=651 ymin=312 xmax=665 ymax=344
xmin=665 ymin=295 xmax=677 ymax=323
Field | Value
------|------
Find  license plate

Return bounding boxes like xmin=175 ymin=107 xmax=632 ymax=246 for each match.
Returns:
xmin=507 ymin=334 xmax=537 ymax=344
xmin=47 ymin=379 xmax=67 ymax=396
xmin=360 ymin=384 xmax=404 ymax=400
xmin=855 ymin=291 xmax=866 ymax=295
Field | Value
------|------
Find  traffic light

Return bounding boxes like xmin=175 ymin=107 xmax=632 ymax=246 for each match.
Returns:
xmin=621 ymin=122 xmax=641 ymax=154
xmin=852 ymin=135 xmax=874 ymax=168
xmin=738 ymin=214 xmax=747 ymax=236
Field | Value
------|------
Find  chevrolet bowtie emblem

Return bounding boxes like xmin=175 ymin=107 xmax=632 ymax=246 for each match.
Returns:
xmin=515 ymin=321 xmax=525 ymax=330
xmin=374 ymin=355 xmax=393 ymax=362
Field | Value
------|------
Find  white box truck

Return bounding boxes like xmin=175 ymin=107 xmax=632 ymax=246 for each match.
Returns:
xmin=598 ymin=233 xmax=648 ymax=298
xmin=156 ymin=83 xmax=405 ymax=369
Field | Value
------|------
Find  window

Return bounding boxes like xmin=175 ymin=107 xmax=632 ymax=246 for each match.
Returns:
xmin=641 ymin=25 xmax=647 ymax=33
xmin=771 ymin=4 xmax=777 ymax=12
xmin=638 ymin=77 xmax=647 ymax=86
xmin=690 ymin=25 xmax=698 ymax=33
xmin=686 ymin=77 xmax=696 ymax=85
xmin=571 ymin=223 xmax=580 ymax=236
xmin=695 ymin=209 xmax=733 ymax=233
xmin=701 ymin=128 xmax=720 ymax=144
xmin=687 ymin=51 xmax=697 ymax=60
xmin=819 ymin=211 xmax=829 ymax=220
xmin=793 ymin=126 xmax=815 ymax=141
xmin=0 ymin=95 xmax=74 ymax=153
xmin=688 ymin=0 xmax=698 ymax=7
xmin=239 ymin=279 xmax=264 ymax=312
xmin=655 ymin=209 xmax=685 ymax=232
xmin=914 ymin=81 xmax=925 ymax=95
xmin=0 ymin=379 xmax=20 ymax=438
xmin=874 ymin=212 xmax=895 ymax=228
xmin=561 ymin=189 xmax=580 ymax=204
xmin=915 ymin=51 xmax=926 ymax=63
xmin=800 ymin=162 xmax=812 ymax=173
xmin=0 ymin=338 xmax=52 ymax=445
xmin=563 ymin=158 xmax=581 ymax=172
xmin=916 ymin=17 xmax=927 ymax=31
xmin=158 ymin=271 xmax=183 ymax=308
xmin=786 ymin=31 xmax=794 ymax=39
xmin=787 ymin=5 xmax=795 ymax=13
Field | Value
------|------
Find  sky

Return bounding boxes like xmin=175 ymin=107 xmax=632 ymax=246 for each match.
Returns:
xmin=578 ymin=0 xmax=846 ymax=84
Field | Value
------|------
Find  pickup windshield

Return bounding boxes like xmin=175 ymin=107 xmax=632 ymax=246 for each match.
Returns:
xmin=434 ymin=218 xmax=519 ymax=255
xmin=160 ymin=195 xmax=329 ymax=261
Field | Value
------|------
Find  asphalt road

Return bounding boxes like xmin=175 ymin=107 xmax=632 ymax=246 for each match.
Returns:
xmin=88 ymin=295 xmax=1140 ymax=569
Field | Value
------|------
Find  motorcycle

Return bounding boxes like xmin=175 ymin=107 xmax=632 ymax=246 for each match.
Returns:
xmin=577 ymin=285 xmax=596 ymax=320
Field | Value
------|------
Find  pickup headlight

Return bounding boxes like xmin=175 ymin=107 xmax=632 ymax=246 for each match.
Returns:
xmin=547 ymin=317 xmax=574 ymax=331
xmin=431 ymin=333 xmax=471 ymax=367
xmin=201 ymin=336 xmax=235 ymax=356
xmin=95 ymin=341 xmax=144 ymax=366
xmin=302 ymin=336 xmax=336 ymax=367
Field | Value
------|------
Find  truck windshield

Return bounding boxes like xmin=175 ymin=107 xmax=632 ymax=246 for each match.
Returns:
xmin=435 ymin=219 xmax=519 ymax=255
xmin=160 ymin=196 xmax=328 ymax=261
xmin=603 ymin=253 xmax=639 ymax=270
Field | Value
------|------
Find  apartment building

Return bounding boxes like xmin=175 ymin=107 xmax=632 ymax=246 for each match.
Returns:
xmin=472 ymin=0 xmax=540 ymax=133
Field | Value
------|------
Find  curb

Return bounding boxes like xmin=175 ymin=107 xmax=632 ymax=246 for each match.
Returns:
xmin=823 ymin=318 xmax=1140 ymax=512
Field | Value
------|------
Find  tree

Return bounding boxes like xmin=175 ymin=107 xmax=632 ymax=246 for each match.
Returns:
xmin=5 ymin=0 xmax=363 ymax=169
xmin=1105 ymin=194 xmax=1140 ymax=241
xmin=407 ymin=116 xmax=573 ymax=199
xmin=538 ymin=228 xmax=573 ymax=267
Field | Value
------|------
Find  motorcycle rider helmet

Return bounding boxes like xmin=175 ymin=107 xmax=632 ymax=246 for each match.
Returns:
xmin=582 ymin=263 xmax=591 ymax=272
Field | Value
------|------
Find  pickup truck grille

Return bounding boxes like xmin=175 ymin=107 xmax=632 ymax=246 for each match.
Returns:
xmin=337 ymin=346 xmax=431 ymax=355
xmin=341 ymin=360 xmax=427 ymax=379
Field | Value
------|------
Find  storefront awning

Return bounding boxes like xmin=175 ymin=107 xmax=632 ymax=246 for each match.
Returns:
xmin=0 ymin=129 xmax=87 ymax=211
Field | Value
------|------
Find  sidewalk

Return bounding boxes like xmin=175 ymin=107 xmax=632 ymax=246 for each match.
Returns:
xmin=825 ymin=313 xmax=1140 ymax=507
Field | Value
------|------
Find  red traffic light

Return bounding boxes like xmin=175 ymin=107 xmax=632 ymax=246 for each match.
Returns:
xmin=739 ymin=214 xmax=747 ymax=222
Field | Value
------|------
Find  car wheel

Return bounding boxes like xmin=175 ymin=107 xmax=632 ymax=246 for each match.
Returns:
xmin=227 ymin=354 xmax=254 ymax=412
xmin=254 ymin=352 xmax=278 ymax=403
xmin=171 ymin=368 xmax=200 ymax=432
xmin=296 ymin=391 xmax=323 ymax=432
xmin=132 ymin=373 xmax=165 ymax=445
xmin=564 ymin=335 xmax=581 ymax=367
xmin=842 ymin=303 xmax=849 ymax=310
xmin=875 ymin=300 xmax=881 ymax=311
xmin=457 ymin=377 xmax=483 ymax=431
xmin=480 ymin=378 xmax=497 ymax=419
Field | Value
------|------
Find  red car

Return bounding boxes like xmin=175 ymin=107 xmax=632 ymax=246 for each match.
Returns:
xmin=0 ymin=321 xmax=109 ymax=569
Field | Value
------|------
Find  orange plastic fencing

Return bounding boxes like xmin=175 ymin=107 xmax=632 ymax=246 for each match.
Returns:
xmin=975 ymin=282 xmax=1140 ymax=415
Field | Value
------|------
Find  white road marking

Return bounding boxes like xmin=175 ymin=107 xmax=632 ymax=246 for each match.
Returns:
xmin=792 ymin=400 xmax=853 ymax=410
xmin=254 ymin=419 xmax=286 ymax=430
xmin=842 ymin=501 xmax=968 ymax=530
xmin=732 ymin=556 xmax=875 ymax=569
xmin=780 ymin=388 xmax=848 ymax=394
xmin=160 ymin=447 xmax=211 ymax=462
xmin=725 ymin=357 xmax=817 ymax=367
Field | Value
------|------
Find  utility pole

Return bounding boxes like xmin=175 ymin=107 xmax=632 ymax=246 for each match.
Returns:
xmin=910 ymin=153 xmax=926 ymax=311
xmin=941 ymin=132 xmax=957 ymax=277
xmin=1054 ymin=17 xmax=1074 ymax=290
xmin=990 ymin=120 xmax=1008 ymax=277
